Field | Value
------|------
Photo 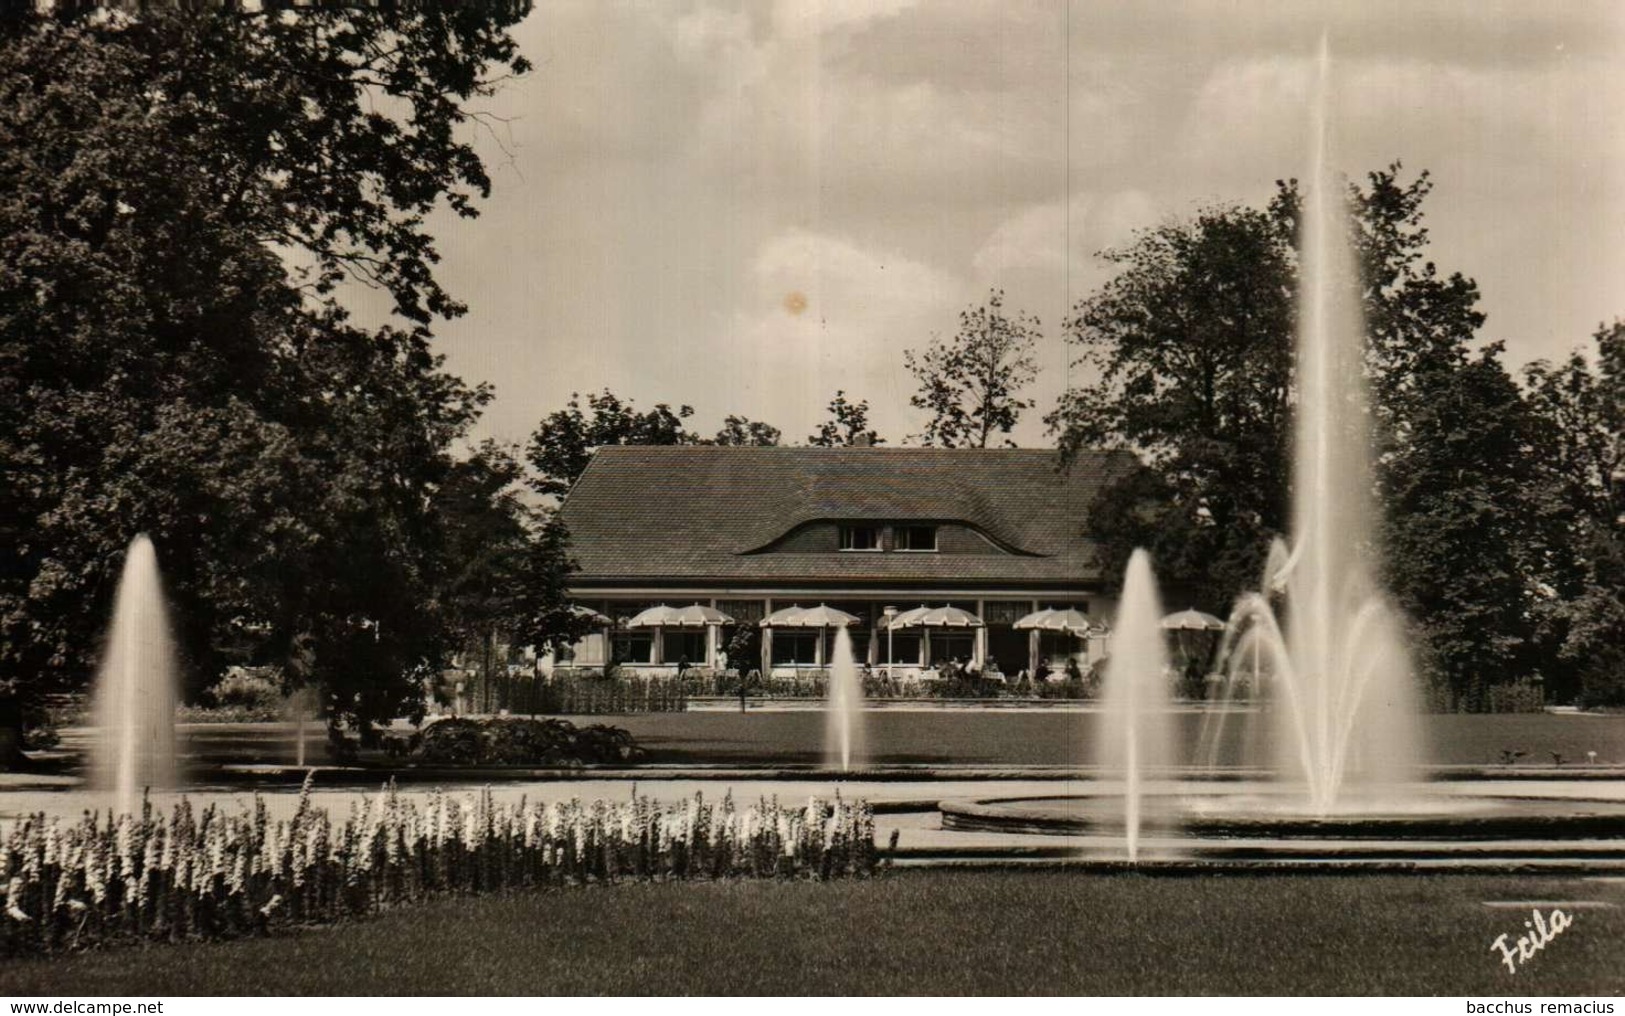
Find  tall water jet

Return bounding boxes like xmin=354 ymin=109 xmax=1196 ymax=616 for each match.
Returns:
xmin=1203 ymin=38 xmax=1424 ymax=814
xmin=90 ymin=535 xmax=179 ymax=814
xmin=1095 ymin=549 xmax=1174 ymax=861
xmin=824 ymin=626 xmax=866 ymax=772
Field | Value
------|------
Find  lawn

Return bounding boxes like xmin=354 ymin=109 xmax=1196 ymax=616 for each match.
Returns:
xmin=587 ymin=710 xmax=1625 ymax=768
xmin=3 ymin=871 xmax=1620 ymax=995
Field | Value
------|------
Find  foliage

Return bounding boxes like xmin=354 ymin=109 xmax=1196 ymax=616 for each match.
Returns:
xmin=204 ymin=668 xmax=283 ymax=719
xmin=1378 ymin=344 xmax=1545 ymax=707
xmin=431 ymin=443 xmax=594 ymax=683
xmin=411 ymin=717 xmax=640 ymax=765
xmin=1048 ymin=163 xmax=1565 ymax=705
xmin=0 ymin=5 xmax=534 ymax=744
xmin=712 ymin=415 xmax=782 ymax=447
xmin=1483 ymin=679 xmax=1546 ymax=715
xmin=526 ymin=672 xmax=689 ymax=714
xmin=1047 ymin=198 xmax=1296 ymax=610
xmin=1521 ymin=322 xmax=1625 ymax=706
xmin=807 ymin=390 xmax=884 ymax=447
xmin=524 ymin=390 xmax=699 ymax=498
xmin=905 ymin=289 xmax=1041 ymax=447
xmin=0 ymin=780 xmax=881 ymax=957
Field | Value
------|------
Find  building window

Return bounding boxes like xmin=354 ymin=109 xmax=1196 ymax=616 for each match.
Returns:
xmin=823 ymin=628 xmax=871 ymax=666
xmin=771 ymin=631 xmax=819 ymax=666
xmin=716 ymin=599 xmax=766 ymax=623
xmin=931 ymin=632 xmax=975 ymax=667
xmin=839 ymin=525 xmax=881 ymax=551
xmin=983 ymin=601 xmax=1032 ymax=626
xmin=612 ymin=631 xmax=654 ymax=665
xmin=895 ymin=525 xmax=937 ymax=552
xmin=661 ymin=630 xmax=707 ymax=667
xmin=882 ymin=632 xmax=922 ymax=668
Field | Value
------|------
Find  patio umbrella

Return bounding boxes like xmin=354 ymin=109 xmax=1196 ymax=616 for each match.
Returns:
xmin=886 ymin=605 xmax=983 ymax=629
xmin=759 ymin=604 xmax=859 ymax=628
xmin=1160 ymin=609 xmax=1226 ymax=688
xmin=760 ymin=604 xmax=808 ymax=628
xmin=567 ymin=604 xmax=611 ymax=626
xmin=1013 ymin=607 xmax=1095 ymax=635
xmin=625 ymin=603 xmax=733 ymax=628
xmin=1160 ymin=609 xmax=1226 ymax=632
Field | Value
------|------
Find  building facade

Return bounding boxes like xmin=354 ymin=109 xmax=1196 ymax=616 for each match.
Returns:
xmin=554 ymin=446 xmax=1133 ymax=677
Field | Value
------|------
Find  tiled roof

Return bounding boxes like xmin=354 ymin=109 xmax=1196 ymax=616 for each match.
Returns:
xmin=558 ymin=446 xmax=1134 ymax=588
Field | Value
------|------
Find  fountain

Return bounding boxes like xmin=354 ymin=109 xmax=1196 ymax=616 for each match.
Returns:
xmin=824 ymin=626 xmax=865 ymax=772
xmin=90 ymin=535 xmax=179 ymax=814
xmin=1094 ymin=549 xmax=1174 ymax=860
xmin=1195 ymin=35 xmax=1425 ymax=815
xmin=936 ymin=38 xmax=1625 ymax=864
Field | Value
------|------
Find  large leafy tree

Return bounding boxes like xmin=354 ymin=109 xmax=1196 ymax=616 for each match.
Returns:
xmin=711 ymin=415 xmax=782 ymax=447
xmin=0 ymin=4 xmax=534 ymax=754
xmin=1521 ymin=323 xmax=1625 ymax=705
xmin=1049 ymin=164 xmax=1545 ymax=704
xmin=431 ymin=442 xmax=595 ymax=710
xmin=1350 ymin=168 xmax=1541 ymax=707
xmin=525 ymin=390 xmax=700 ymax=498
xmin=807 ymin=390 xmax=884 ymax=448
xmin=905 ymin=290 xmax=1041 ymax=448
xmin=1046 ymin=199 xmax=1296 ymax=609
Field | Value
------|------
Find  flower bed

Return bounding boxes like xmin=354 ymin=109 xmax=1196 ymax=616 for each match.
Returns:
xmin=0 ymin=779 xmax=881 ymax=957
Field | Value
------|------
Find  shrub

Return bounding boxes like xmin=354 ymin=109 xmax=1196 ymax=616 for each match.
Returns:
xmin=413 ymin=717 xmax=640 ymax=766
xmin=202 ymin=667 xmax=284 ymax=720
xmin=0 ymin=779 xmax=880 ymax=956
xmin=1485 ymin=678 xmax=1545 ymax=714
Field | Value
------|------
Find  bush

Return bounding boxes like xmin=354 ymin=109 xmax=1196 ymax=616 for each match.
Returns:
xmin=413 ymin=717 xmax=640 ymax=766
xmin=202 ymin=667 xmax=284 ymax=720
xmin=1485 ymin=678 xmax=1545 ymax=714
xmin=514 ymin=672 xmax=688 ymax=714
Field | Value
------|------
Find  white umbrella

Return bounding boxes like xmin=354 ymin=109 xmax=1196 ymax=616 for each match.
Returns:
xmin=1161 ymin=609 xmax=1226 ymax=677
xmin=760 ymin=604 xmax=859 ymax=628
xmin=568 ymin=604 xmax=611 ymax=626
xmin=760 ymin=604 xmax=808 ymax=628
xmin=887 ymin=605 xmax=983 ymax=629
xmin=626 ymin=603 xmax=733 ymax=628
xmin=1160 ymin=609 xmax=1226 ymax=632
xmin=1013 ymin=607 xmax=1097 ymax=635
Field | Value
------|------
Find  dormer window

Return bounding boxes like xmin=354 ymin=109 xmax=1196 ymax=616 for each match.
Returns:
xmin=895 ymin=525 xmax=938 ymax=552
xmin=839 ymin=525 xmax=882 ymax=551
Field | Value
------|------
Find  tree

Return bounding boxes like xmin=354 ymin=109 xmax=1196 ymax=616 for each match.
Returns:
xmin=1378 ymin=345 xmax=1545 ymax=707
xmin=906 ymin=290 xmax=1041 ymax=447
xmin=1521 ymin=322 xmax=1625 ymax=705
xmin=1049 ymin=164 xmax=1547 ymax=705
xmin=712 ymin=415 xmax=782 ymax=447
xmin=1046 ymin=200 xmax=1296 ymax=609
xmin=431 ymin=442 xmax=595 ymax=711
xmin=807 ymin=391 xmax=884 ymax=447
xmin=525 ymin=390 xmax=699 ymax=497
xmin=0 ymin=4 xmax=533 ymax=755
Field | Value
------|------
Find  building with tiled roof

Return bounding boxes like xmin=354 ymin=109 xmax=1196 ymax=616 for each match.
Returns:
xmin=554 ymin=445 xmax=1134 ymax=677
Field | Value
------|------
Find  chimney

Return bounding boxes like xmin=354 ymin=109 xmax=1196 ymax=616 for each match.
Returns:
xmin=852 ymin=433 xmax=872 ymax=448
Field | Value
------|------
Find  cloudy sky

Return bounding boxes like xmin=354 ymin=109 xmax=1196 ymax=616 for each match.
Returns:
xmin=352 ymin=0 xmax=1625 ymax=448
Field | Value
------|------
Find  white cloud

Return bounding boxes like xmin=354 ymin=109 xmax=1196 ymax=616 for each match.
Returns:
xmin=770 ymin=0 xmax=923 ymax=40
xmin=719 ymin=230 xmax=963 ymax=440
xmin=972 ymin=190 xmax=1160 ymax=281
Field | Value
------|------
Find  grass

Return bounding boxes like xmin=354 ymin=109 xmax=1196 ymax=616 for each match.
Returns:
xmin=591 ymin=710 xmax=1625 ymax=768
xmin=51 ymin=709 xmax=1618 ymax=773
xmin=3 ymin=871 xmax=1621 ymax=994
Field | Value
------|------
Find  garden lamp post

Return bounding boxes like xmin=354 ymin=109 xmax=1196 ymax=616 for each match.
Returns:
xmin=883 ymin=605 xmax=897 ymax=679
